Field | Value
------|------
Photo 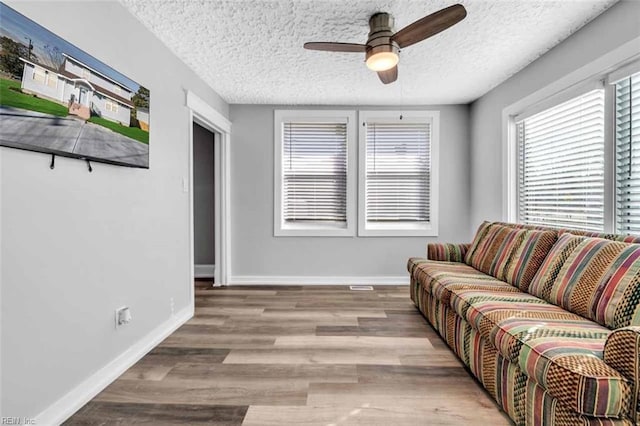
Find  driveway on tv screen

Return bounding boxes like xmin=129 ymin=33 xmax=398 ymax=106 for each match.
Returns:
xmin=0 ymin=106 xmax=148 ymax=168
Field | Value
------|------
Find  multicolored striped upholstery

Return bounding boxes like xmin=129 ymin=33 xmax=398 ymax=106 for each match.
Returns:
xmin=426 ymin=242 xmax=470 ymax=262
xmin=443 ymin=288 xmax=631 ymax=417
xmin=464 ymin=222 xmax=557 ymax=291
xmin=520 ymin=337 xmax=631 ymax=418
xmin=502 ymin=230 xmax=558 ymax=291
xmin=407 ymin=221 xmax=640 ymax=425
xmin=494 ymin=221 xmax=640 ymax=243
xmin=560 ymin=229 xmax=640 ymax=243
xmin=464 ymin=223 xmax=527 ymax=278
xmin=408 ymin=259 xmax=519 ymax=306
xmin=528 ymin=233 xmax=586 ymax=301
xmin=539 ymin=238 xmax=640 ymax=329
xmin=464 ymin=220 xmax=492 ymax=264
xmin=413 ymin=288 xmax=634 ymax=425
xmin=604 ymin=327 xmax=640 ymax=424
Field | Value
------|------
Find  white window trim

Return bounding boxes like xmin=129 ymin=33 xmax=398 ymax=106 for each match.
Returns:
xmin=273 ymin=109 xmax=357 ymax=237
xmin=358 ymin=110 xmax=440 ymax=237
xmin=32 ymin=66 xmax=45 ymax=82
xmin=502 ymin=38 xmax=640 ymax=231
xmin=105 ymin=99 xmax=119 ymax=113
xmin=46 ymin=73 xmax=58 ymax=88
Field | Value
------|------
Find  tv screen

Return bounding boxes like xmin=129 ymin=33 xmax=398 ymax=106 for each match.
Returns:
xmin=0 ymin=2 xmax=150 ymax=168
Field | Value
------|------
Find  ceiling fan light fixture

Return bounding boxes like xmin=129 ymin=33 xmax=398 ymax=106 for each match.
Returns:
xmin=366 ymin=51 xmax=399 ymax=71
xmin=365 ymin=44 xmax=399 ymax=72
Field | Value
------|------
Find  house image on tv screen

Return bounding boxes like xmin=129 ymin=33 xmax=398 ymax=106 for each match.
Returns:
xmin=20 ymin=53 xmax=133 ymax=125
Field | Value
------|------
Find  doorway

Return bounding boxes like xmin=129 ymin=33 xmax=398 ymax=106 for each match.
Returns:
xmin=187 ymin=90 xmax=231 ymax=303
xmin=193 ymin=123 xmax=216 ymax=282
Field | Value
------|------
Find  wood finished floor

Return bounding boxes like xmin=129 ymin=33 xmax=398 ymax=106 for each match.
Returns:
xmin=65 ymin=284 xmax=511 ymax=425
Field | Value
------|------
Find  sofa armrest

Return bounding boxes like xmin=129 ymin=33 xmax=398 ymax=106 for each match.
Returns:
xmin=426 ymin=243 xmax=470 ymax=262
xmin=604 ymin=326 xmax=640 ymax=424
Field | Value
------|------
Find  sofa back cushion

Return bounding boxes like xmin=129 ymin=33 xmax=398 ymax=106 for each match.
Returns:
xmin=502 ymin=229 xmax=558 ymax=291
xmin=464 ymin=222 xmax=524 ymax=279
xmin=531 ymin=236 xmax=640 ymax=329
xmin=464 ymin=221 xmax=492 ymax=265
xmin=529 ymin=233 xmax=586 ymax=300
xmin=465 ymin=222 xmax=557 ymax=291
xmin=559 ymin=228 xmax=640 ymax=243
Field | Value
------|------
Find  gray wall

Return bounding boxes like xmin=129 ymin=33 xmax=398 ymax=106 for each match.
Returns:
xmin=229 ymin=104 xmax=471 ymax=278
xmin=1 ymin=0 xmax=227 ymax=418
xmin=193 ymin=123 xmax=215 ymax=265
xmin=469 ymin=0 xmax=640 ymax=231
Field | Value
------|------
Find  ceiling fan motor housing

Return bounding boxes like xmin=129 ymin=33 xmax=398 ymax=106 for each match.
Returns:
xmin=366 ymin=12 xmax=399 ymax=62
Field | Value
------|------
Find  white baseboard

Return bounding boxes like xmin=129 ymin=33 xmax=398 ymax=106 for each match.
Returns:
xmin=194 ymin=264 xmax=215 ymax=278
xmin=229 ymin=275 xmax=409 ymax=285
xmin=35 ymin=306 xmax=193 ymax=425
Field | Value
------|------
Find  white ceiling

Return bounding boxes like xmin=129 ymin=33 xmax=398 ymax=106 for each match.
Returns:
xmin=119 ymin=0 xmax=617 ymax=105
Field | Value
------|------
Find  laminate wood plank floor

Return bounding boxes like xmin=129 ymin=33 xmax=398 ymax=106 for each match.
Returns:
xmin=65 ymin=284 xmax=511 ymax=425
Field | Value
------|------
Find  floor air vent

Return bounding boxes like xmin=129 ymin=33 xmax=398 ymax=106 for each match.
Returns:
xmin=349 ymin=285 xmax=374 ymax=291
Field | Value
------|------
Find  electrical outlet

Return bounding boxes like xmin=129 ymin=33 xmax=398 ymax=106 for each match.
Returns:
xmin=115 ymin=306 xmax=132 ymax=329
xmin=170 ymin=297 xmax=175 ymax=315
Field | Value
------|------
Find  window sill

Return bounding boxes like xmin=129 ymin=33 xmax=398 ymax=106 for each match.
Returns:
xmin=274 ymin=223 xmax=355 ymax=237
xmin=358 ymin=222 xmax=438 ymax=237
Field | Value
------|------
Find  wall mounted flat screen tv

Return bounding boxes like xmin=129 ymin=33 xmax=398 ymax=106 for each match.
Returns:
xmin=0 ymin=2 xmax=150 ymax=168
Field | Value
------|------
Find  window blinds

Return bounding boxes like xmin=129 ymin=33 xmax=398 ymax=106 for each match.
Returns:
xmin=517 ymin=89 xmax=605 ymax=232
xmin=616 ymin=72 xmax=640 ymax=235
xmin=282 ymin=122 xmax=347 ymax=223
xmin=365 ymin=122 xmax=431 ymax=222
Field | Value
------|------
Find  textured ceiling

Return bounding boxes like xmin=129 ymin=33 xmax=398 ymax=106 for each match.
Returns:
xmin=120 ymin=0 xmax=617 ymax=105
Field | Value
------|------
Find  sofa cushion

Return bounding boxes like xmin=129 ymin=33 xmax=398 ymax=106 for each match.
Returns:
xmin=464 ymin=222 xmax=528 ymax=279
xmin=449 ymin=290 xmax=552 ymax=333
xmin=528 ymin=233 xmax=586 ymax=300
xmin=502 ymin=229 xmax=558 ymax=292
xmin=407 ymin=259 xmax=481 ymax=290
xmin=464 ymin=220 xmax=492 ymax=264
xmin=534 ymin=237 xmax=640 ymax=329
xmin=560 ymin=229 xmax=640 ymax=243
xmin=408 ymin=260 xmax=520 ymax=306
xmin=446 ymin=287 xmax=632 ymax=418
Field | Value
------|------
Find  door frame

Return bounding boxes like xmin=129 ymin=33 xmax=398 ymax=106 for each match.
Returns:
xmin=186 ymin=90 xmax=231 ymax=301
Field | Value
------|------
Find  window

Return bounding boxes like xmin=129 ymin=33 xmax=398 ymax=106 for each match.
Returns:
xmin=516 ymin=89 xmax=605 ymax=231
xmin=615 ymin=71 xmax=640 ymax=234
xmin=32 ymin=67 xmax=45 ymax=83
xmin=274 ymin=110 xmax=356 ymax=236
xmin=358 ymin=111 xmax=439 ymax=236
xmin=46 ymin=73 xmax=57 ymax=88
xmin=113 ymin=85 xmax=121 ymax=95
xmin=105 ymin=99 xmax=118 ymax=113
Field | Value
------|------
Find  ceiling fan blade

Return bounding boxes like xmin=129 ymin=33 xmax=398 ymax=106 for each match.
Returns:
xmin=303 ymin=42 xmax=367 ymax=53
xmin=377 ymin=66 xmax=398 ymax=84
xmin=391 ymin=4 xmax=467 ymax=48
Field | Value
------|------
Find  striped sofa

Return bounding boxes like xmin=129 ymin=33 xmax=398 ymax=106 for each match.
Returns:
xmin=407 ymin=221 xmax=640 ymax=426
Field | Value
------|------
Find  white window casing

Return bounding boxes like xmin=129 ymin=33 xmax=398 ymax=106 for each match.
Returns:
xmin=46 ymin=73 xmax=57 ymax=88
xmin=32 ymin=66 xmax=45 ymax=83
xmin=614 ymin=71 xmax=640 ymax=235
xmin=106 ymin=100 xmax=119 ymax=113
xmin=358 ymin=110 xmax=439 ymax=237
xmin=274 ymin=110 xmax=356 ymax=237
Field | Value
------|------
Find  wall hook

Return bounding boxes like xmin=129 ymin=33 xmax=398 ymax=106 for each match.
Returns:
xmin=86 ymin=159 xmax=92 ymax=173
xmin=50 ymin=154 xmax=55 ymax=170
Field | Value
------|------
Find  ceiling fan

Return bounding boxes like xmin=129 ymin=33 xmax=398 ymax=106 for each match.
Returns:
xmin=304 ymin=4 xmax=467 ymax=84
